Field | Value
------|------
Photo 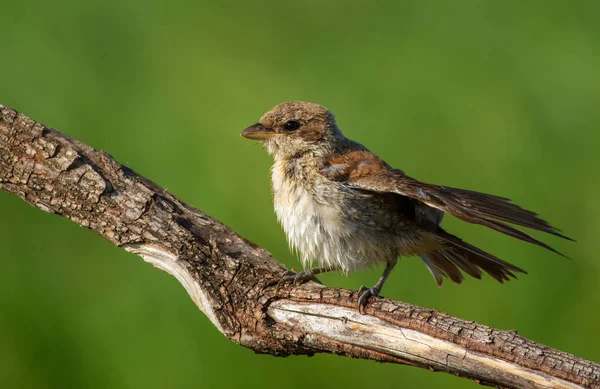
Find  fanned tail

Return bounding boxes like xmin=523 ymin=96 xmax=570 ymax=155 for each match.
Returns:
xmin=419 ymin=230 xmax=526 ymax=285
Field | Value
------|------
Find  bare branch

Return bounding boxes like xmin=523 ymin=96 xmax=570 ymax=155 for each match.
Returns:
xmin=0 ymin=104 xmax=597 ymax=389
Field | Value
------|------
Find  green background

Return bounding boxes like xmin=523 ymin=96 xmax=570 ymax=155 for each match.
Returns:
xmin=1 ymin=1 xmax=598 ymax=388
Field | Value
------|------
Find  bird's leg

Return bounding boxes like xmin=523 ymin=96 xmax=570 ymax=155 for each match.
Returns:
xmin=276 ymin=265 xmax=340 ymax=290
xmin=358 ymin=258 xmax=398 ymax=313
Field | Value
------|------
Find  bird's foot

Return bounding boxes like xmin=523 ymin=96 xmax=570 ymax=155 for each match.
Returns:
xmin=357 ymin=285 xmax=382 ymax=314
xmin=275 ymin=269 xmax=321 ymax=291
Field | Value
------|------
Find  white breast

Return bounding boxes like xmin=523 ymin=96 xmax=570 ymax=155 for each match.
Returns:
xmin=271 ymin=160 xmax=390 ymax=272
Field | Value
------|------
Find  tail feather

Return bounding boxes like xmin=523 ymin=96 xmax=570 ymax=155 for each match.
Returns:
xmin=419 ymin=230 xmax=526 ymax=285
xmin=420 ymin=252 xmax=464 ymax=285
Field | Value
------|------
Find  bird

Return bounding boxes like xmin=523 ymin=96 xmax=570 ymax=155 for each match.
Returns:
xmin=241 ymin=101 xmax=571 ymax=312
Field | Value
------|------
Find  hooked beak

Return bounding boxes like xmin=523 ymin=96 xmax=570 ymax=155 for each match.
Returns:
xmin=241 ymin=123 xmax=277 ymax=140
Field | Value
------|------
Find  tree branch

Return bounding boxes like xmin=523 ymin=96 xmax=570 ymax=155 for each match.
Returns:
xmin=0 ymin=104 xmax=597 ymax=389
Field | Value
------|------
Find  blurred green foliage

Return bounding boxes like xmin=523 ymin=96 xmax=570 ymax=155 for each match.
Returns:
xmin=1 ymin=0 xmax=598 ymax=388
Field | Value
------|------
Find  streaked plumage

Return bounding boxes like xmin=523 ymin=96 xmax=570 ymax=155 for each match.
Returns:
xmin=242 ymin=101 xmax=571 ymax=310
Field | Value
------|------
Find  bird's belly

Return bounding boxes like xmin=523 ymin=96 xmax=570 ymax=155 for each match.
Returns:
xmin=273 ymin=183 xmax=396 ymax=272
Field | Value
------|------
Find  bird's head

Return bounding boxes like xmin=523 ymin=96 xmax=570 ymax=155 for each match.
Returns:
xmin=242 ymin=101 xmax=343 ymax=159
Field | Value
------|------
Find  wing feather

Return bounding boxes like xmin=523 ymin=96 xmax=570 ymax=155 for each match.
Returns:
xmin=324 ymin=150 xmax=572 ymax=256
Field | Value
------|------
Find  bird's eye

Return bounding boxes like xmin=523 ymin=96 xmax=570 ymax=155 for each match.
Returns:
xmin=284 ymin=120 xmax=300 ymax=131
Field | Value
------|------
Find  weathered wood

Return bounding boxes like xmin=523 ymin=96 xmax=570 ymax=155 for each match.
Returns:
xmin=0 ymin=104 xmax=597 ymax=389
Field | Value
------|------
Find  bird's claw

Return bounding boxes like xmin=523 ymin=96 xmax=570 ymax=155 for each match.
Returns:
xmin=357 ymin=285 xmax=382 ymax=314
xmin=275 ymin=269 xmax=321 ymax=292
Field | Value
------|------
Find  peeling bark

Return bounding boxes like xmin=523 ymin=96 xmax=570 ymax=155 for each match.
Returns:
xmin=0 ymin=104 xmax=597 ymax=389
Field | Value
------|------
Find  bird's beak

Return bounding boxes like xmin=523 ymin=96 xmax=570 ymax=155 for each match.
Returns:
xmin=241 ymin=123 xmax=276 ymax=140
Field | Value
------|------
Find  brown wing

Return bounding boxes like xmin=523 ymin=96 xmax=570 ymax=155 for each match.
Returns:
xmin=323 ymin=150 xmax=572 ymax=256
